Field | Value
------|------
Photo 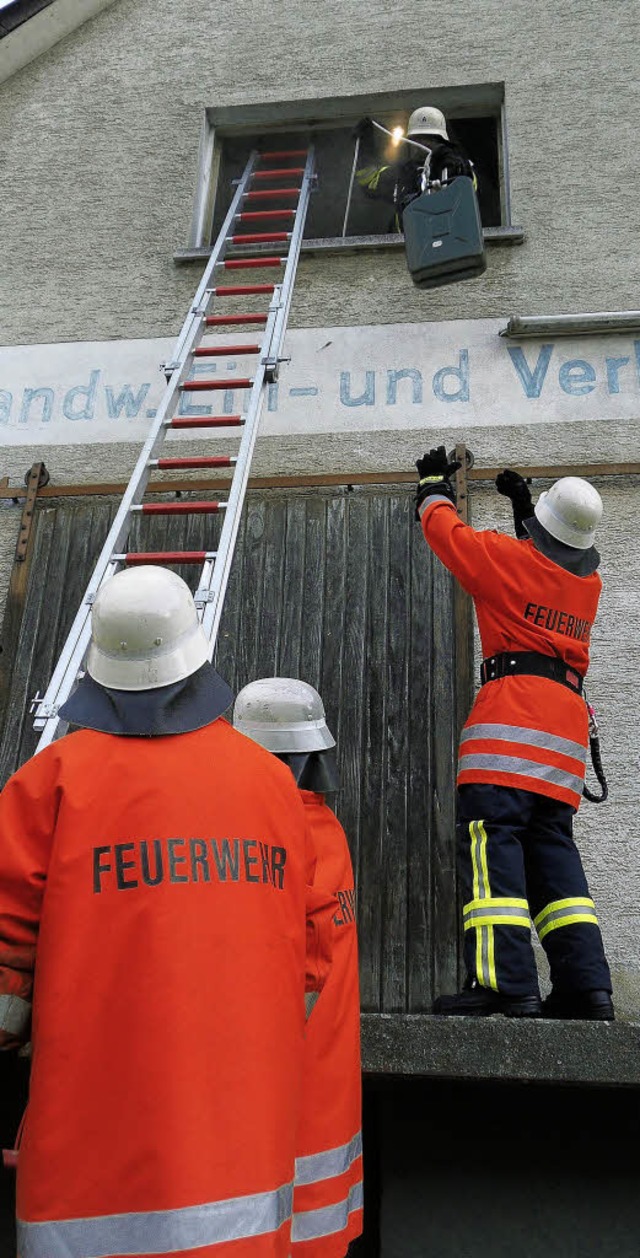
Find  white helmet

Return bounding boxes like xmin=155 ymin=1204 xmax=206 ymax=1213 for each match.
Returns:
xmin=233 ymin=678 xmax=335 ymax=753
xmin=534 ymin=477 xmax=603 ymax=550
xmin=87 ymin=566 xmax=209 ymax=691
xmin=407 ymin=106 xmax=449 ymax=140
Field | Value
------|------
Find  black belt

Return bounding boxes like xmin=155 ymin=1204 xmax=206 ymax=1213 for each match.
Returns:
xmin=480 ymin=651 xmax=584 ymax=695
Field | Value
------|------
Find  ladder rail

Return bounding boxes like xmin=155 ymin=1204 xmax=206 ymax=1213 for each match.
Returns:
xmin=33 ymin=146 xmax=315 ymax=750
xmin=201 ymin=146 xmax=316 ymax=648
xmin=33 ymin=154 xmax=262 ymax=747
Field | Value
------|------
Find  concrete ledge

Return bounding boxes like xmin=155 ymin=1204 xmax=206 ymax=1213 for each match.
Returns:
xmin=173 ymin=225 xmax=524 ymax=265
xmin=362 ymin=1013 xmax=640 ymax=1087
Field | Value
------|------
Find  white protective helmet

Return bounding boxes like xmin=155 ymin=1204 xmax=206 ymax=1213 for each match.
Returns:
xmin=407 ymin=105 xmax=449 ymax=140
xmin=87 ymin=566 xmax=209 ymax=691
xmin=534 ymin=477 xmax=603 ymax=550
xmin=233 ymin=678 xmax=335 ymax=753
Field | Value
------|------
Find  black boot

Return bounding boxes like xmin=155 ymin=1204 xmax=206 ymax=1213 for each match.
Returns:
xmin=433 ymin=986 xmax=542 ymax=1018
xmin=542 ymin=989 xmax=614 ymax=1021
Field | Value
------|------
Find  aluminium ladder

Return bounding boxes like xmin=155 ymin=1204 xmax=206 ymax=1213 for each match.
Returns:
xmin=32 ymin=146 xmax=316 ymax=751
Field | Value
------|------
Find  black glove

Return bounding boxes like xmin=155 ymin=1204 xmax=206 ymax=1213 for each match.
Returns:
xmin=414 ymin=445 xmax=461 ymax=519
xmin=495 ymin=469 xmax=534 ymax=539
xmin=353 ymin=116 xmax=374 ymax=142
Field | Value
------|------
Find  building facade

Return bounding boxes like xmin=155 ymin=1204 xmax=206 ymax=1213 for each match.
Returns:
xmin=0 ymin=1 xmax=639 ymax=1253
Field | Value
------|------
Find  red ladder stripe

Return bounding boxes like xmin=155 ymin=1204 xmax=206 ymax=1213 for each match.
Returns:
xmin=124 ymin=551 xmax=215 ymax=565
xmin=230 ymin=232 xmax=290 ymax=244
xmin=244 ymin=188 xmax=300 ymax=200
xmin=259 ymin=150 xmax=307 ymax=159
xmin=170 ymin=416 xmax=245 ymax=428
xmin=213 ymin=283 xmax=275 ymax=296
xmin=139 ymin=501 xmax=224 ymax=515
xmin=205 ymin=313 xmax=268 ymax=326
xmin=252 ymin=168 xmax=305 ymax=179
xmin=194 ymin=345 xmax=261 ymax=356
xmin=221 ymin=257 xmax=284 ymax=270
xmin=181 ymin=378 xmax=252 ymax=391
xmin=236 ymin=210 xmax=296 ymax=221
xmin=155 ymin=457 xmax=234 ymax=469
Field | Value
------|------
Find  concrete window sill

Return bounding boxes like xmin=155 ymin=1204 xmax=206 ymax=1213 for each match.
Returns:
xmin=173 ymin=225 xmax=524 ymax=265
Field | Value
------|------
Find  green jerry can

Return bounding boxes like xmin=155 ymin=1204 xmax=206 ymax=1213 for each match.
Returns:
xmin=402 ymin=176 xmax=487 ymax=289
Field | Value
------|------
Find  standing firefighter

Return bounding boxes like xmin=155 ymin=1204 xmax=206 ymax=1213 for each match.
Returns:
xmin=234 ymin=678 xmax=362 ymax=1258
xmin=415 ymin=449 xmax=613 ymax=1020
xmin=0 ymin=567 xmax=334 ymax=1258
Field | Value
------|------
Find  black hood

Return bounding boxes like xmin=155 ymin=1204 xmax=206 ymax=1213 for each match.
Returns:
xmin=276 ymin=749 xmax=340 ymax=794
xmin=524 ymin=516 xmax=600 ymax=576
xmin=58 ymin=661 xmax=234 ymax=737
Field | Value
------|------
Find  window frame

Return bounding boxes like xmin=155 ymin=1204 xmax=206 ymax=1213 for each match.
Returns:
xmin=186 ymin=85 xmax=517 ymax=252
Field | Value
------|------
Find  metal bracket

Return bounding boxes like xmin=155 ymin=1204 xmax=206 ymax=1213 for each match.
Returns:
xmin=194 ymin=590 xmax=215 ymax=606
xmin=15 ymin=462 xmax=48 ymax=563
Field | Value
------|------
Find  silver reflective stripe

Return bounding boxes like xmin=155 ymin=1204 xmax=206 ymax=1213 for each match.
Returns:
xmin=17 ymin=1182 xmax=293 ymax=1258
xmin=0 ymin=994 xmax=31 ymax=1037
xmin=295 ymin=1131 xmax=362 ymax=1187
xmin=460 ymin=723 xmax=587 ymax=764
xmin=291 ymin=1180 xmax=364 ymax=1243
xmin=458 ymin=753 xmax=584 ymax=795
xmin=463 ymin=905 xmax=530 ymax=928
xmin=418 ymin=494 xmax=456 ymax=517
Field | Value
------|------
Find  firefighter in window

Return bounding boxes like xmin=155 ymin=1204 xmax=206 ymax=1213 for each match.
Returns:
xmin=355 ymin=106 xmax=477 ymax=231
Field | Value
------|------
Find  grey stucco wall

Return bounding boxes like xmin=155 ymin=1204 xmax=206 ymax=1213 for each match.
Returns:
xmin=0 ymin=0 xmax=638 ymax=348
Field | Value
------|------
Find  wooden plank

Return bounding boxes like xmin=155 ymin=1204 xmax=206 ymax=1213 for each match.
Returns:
xmin=298 ymin=495 xmax=326 ymax=688
xmin=357 ymin=494 xmax=389 ymax=1013
xmin=429 ymin=551 xmax=460 ymax=1000
xmin=319 ymin=494 xmax=347 ymax=751
xmin=380 ymin=495 xmax=410 ymax=1012
xmin=1 ymin=461 xmax=638 ymax=502
xmin=278 ymin=497 xmax=307 ymax=679
xmin=253 ymin=496 xmax=287 ymax=681
xmin=406 ymin=512 xmax=434 ymax=1012
xmin=335 ymin=493 xmax=368 ymax=939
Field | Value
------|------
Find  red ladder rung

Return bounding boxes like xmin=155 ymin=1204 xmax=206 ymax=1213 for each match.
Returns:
xmin=170 ymin=416 xmax=245 ymax=429
xmin=194 ymin=344 xmax=261 ymax=356
xmin=205 ymin=313 xmax=268 ymax=326
xmin=236 ymin=210 xmax=296 ymax=221
xmin=154 ymin=457 xmax=235 ymax=470
xmin=221 ymin=256 xmax=284 ymax=270
xmin=252 ymin=168 xmax=305 ymax=179
xmin=121 ymin=551 xmax=217 ymax=566
xmin=259 ymin=150 xmax=307 ymax=159
xmin=135 ymin=501 xmax=226 ymax=516
xmin=181 ymin=378 xmax=252 ymax=392
xmin=229 ymin=232 xmax=290 ymax=244
xmin=244 ymin=188 xmax=300 ymax=200
xmin=213 ymin=283 xmax=275 ymax=296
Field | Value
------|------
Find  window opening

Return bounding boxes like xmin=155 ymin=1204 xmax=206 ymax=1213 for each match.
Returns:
xmin=209 ymin=114 xmax=502 ymax=246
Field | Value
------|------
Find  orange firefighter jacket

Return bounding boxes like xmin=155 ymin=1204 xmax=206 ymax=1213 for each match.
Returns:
xmin=0 ymin=719 xmax=334 ymax=1258
xmin=421 ymin=499 xmax=602 ymax=809
xmin=291 ymin=792 xmax=362 ymax=1258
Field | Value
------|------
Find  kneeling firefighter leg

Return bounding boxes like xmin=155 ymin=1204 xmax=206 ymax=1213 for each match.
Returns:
xmin=433 ymin=785 xmax=542 ymax=1016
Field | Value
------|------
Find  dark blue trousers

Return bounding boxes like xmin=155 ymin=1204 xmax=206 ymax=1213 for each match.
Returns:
xmin=457 ymin=783 xmax=612 ymax=997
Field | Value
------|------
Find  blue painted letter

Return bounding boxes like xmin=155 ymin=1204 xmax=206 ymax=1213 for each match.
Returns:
xmin=64 ymin=371 xmax=100 ymax=421
xmin=19 ymin=388 xmax=54 ymax=425
xmin=605 ymin=356 xmax=629 ymax=394
xmin=507 ymin=344 xmax=553 ymax=397
xmin=386 ymin=368 xmax=423 ymax=405
xmin=0 ymin=391 xmax=12 ymax=425
xmin=105 ymin=382 xmax=150 ymax=420
xmin=340 ymin=371 xmax=375 ymax=406
xmin=432 ymin=350 xmax=469 ymax=403
xmin=559 ymin=360 xmax=596 ymax=396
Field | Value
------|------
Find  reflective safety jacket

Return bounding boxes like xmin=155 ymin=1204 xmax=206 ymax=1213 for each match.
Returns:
xmin=421 ymin=499 xmax=602 ymax=810
xmin=0 ymin=720 xmax=334 ymax=1258
xmin=292 ymin=792 xmax=362 ymax=1258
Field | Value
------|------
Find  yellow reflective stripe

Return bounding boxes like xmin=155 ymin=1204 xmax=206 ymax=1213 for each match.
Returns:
xmin=470 ymin=821 xmax=481 ymax=901
xmin=534 ymin=897 xmax=595 ymax=929
xmin=464 ymin=915 xmax=531 ymax=929
xmin=487 ymin=925 xmax=497 ymax=991
xmin=478 ymin=821 xmax=490 ymax=900
xmin=537 ymin=912 xmax=599 ymax=943
xmin=464 ymin=898 xmax=529 ymax=914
